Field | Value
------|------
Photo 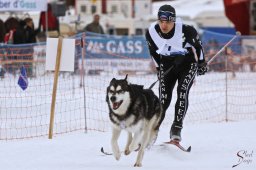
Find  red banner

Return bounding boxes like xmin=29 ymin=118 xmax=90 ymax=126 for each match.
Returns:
xmin=224 ymin=0 xmax=248 ymax=6
xmin=223 ymin=0 xmax=250 ymax=35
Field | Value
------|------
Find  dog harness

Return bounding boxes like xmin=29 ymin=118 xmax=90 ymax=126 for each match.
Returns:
xmin=119 ymin=121 xmax=126 ymax=129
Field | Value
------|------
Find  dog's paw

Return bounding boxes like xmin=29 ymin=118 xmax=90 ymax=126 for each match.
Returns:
xmin=134 ymin=162 xmax=142 ymax=167
xmin=129 ymin=143 xmax=139 ymax=152
xmin=124 ymin=149 xmax=131 ymax=155
xmin=135 ymin=144 xmax=141 ymax=151
xmin=113 ymin=152 xmax=121 ymax=160
xmin=129 ymin=143 xmax=141 ymax=152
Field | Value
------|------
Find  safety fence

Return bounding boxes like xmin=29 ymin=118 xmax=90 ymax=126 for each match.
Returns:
xmin=0 ymin=31 xmax=256 ymax=140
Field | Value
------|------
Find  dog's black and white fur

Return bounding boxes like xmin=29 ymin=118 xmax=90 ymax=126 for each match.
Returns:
xmin=106 ymin=75 xmax=164 ymax=167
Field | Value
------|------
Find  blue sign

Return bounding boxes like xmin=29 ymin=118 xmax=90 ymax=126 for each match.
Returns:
xmin=18 ymin=66 xmax=28 ymax=90
xmin=84 ymin=35 xmax=150 ymax=59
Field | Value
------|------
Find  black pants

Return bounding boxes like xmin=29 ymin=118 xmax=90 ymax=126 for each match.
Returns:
xmin=159 ymin=58 xmax=197 ymax=128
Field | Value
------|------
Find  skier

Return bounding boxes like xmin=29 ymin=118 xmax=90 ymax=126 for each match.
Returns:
xmin=145 ymin=4 xmax=208 ymax=143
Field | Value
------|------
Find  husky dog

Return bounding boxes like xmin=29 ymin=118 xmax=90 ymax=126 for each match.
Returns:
xmin=106 ymin=75 xmax=164 ymax=167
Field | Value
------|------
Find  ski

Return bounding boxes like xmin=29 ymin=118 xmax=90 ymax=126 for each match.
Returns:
xmin=100 ymin=147 xmax=113 ymax=155
xmin=162 ymin=140 xmax=191 ymax=152
xmin=101 ymin=141 xmax=191 ymax=156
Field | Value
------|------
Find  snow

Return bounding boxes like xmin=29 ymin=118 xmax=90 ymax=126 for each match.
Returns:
xmin=1 ymin=62 xmax=256 ymax=169
xmin=0 ymin=120 xmax=255 ymax=170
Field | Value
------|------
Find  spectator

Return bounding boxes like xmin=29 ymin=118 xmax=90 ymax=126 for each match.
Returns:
xmin=4 ymin=17 xmax=19 ymax=44
xmin=13 ymin=19 xmax=26 ymax=44
xmin=4 ymin=17 xmax=26 ymax=75
xmin=37 ymin=3 xmax=59 ymax=40
xmin=24 ymin=17 xmax=37 ymax=77
xmin=4 ymin=17 xmax=26 ymax=44
xmin=24 ymin=17 xmax=37 ymax=43
xmin=84 ymin=14 xmax=104 ymax=34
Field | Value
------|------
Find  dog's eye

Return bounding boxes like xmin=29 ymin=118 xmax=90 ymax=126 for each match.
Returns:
xmin=109 ymin=90 xmax=114 ymax=94
xmin=116 ymin=90 xmax=124 ymax=94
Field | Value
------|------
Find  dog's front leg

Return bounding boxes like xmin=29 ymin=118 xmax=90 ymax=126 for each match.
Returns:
xmin=134 ymin=129 xmax=150 ymax=167
xmin=124 ymin=132 xmax=132 ymax=155
xmin=134 ymin=120 xmax=157 ymax=167
xmin=111 ymin=127 xmax=121 ymax=160
xmin=129 ymin=131 xmax=143 ymax=152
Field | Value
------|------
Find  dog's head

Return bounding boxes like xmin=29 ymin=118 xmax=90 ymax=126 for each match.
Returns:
xmin=106 ymin=75 xmax=131 ymax=115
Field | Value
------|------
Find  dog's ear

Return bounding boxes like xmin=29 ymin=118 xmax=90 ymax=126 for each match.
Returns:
xmin=124 ymin=74 xmax=128 ymax=81
xmin=110 ymin=78 xmax=116 ymax=83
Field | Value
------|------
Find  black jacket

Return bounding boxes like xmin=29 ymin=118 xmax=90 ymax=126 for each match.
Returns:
xmin=145 ymin=23 xmax=205 ymax=67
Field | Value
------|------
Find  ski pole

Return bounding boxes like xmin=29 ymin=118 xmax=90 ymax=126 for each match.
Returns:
xmin=207 ymin=31 xmax=241 ymax=65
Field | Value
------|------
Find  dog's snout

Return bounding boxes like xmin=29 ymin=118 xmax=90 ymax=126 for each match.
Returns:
xmin=110 ymin=96 xmax=116 ymax=102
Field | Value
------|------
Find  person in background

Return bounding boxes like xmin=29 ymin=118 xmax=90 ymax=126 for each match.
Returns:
xmin=37 ymin=3 xmax=59 ymax=40
xmin=24 ymin=17 xmax=37 ymax=77
xmin=84 ymin=14 xmax=104 ymax=34
xmin=4 ymin=17 xmax=24 ymax=44
xmin=24 ymin=17 xmax=37 ymax=43
xmin=145 ymin=4 xmax=208 ymax=143
xmin=4 ymin=17 xmax=26 ymax=75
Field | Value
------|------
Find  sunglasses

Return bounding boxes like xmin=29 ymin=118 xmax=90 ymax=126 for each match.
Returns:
xmin=158 ymin=10 xmax=176 ymax=22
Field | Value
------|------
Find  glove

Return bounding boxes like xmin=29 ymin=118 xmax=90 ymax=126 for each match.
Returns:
xmin=197 ymin=61 xmax=208 ymax=76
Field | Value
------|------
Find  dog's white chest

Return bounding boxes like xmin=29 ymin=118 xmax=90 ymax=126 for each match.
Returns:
xmin=120 ymin=118 xmax=144 ymax=133
xmin=111 ymin=115 xmax=144 ymax=133
xmin=125 ymin=121 xmax=144 ymax=133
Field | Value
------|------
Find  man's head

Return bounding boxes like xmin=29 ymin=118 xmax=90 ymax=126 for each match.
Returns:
xmin=93 ymin=14 xmax=100 ymax=24
xmin=158 ymin=4 xmax=176 ymax=22
xmin=158 ymin=4 xmax=176 ymax=33
xmin=24 ymin=18 xmax=34 ymax=28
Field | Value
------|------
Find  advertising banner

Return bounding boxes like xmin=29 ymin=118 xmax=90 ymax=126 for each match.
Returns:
xmin=77 ymin=34 xmax=153 ymax=74
xmin=0 ymin=0 xmax=47 ymax=11
xmin=85 ymin=35 xmax=150 ymax=59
